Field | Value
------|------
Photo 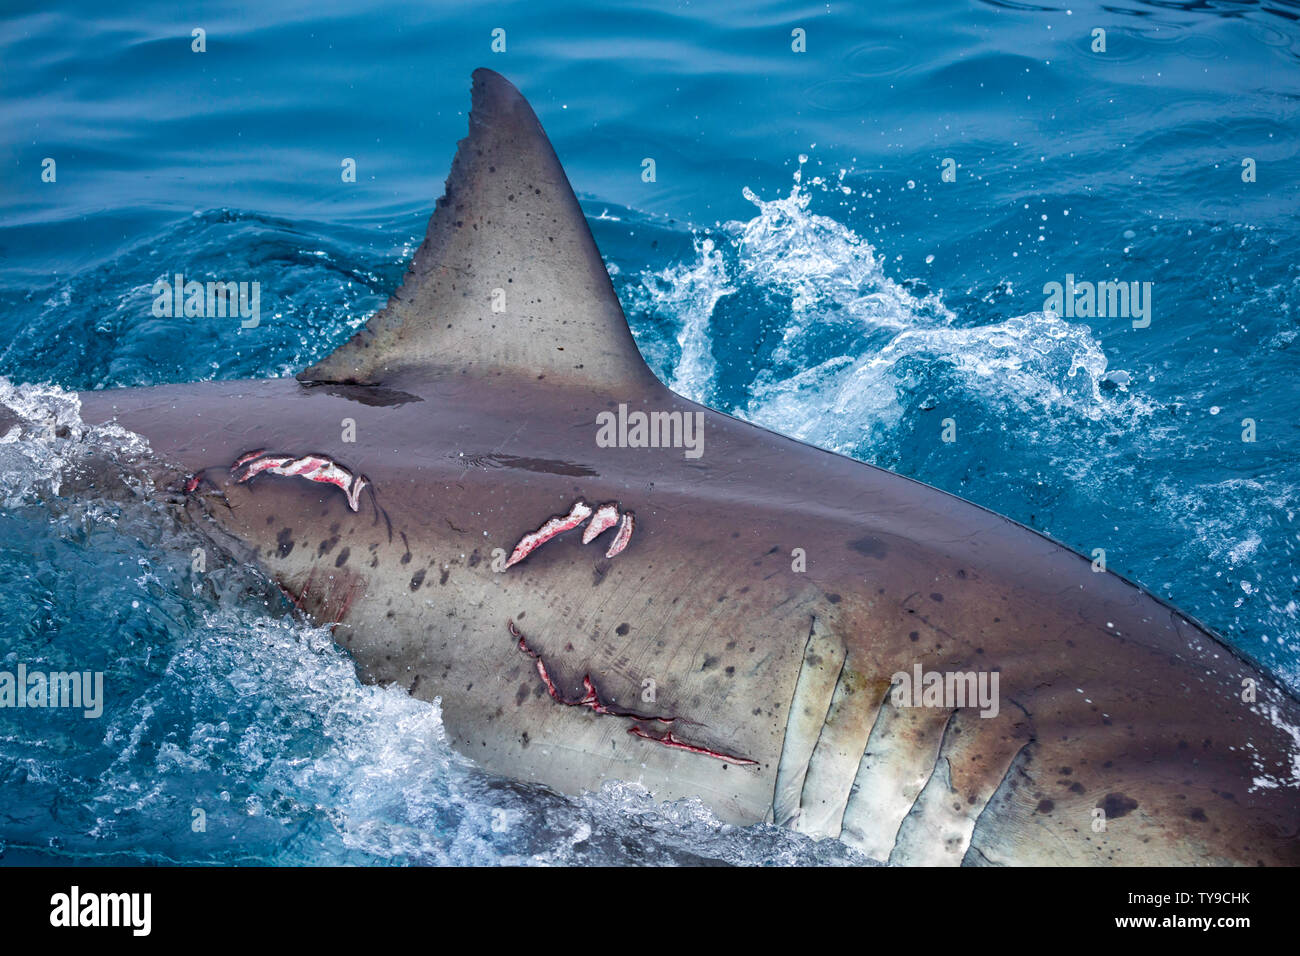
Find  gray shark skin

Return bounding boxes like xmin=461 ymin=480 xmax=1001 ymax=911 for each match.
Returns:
xmin=76 ymin=69 xmax=1300 ymax=866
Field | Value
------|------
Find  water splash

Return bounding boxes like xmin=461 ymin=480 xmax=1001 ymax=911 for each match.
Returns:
xmin=639 ymin=237 xmax=733 ymax=402
xmin=632 ymin=162 xmax=1140 ymax=459
xmin=0 ymin=378 xmax=151 ymax=507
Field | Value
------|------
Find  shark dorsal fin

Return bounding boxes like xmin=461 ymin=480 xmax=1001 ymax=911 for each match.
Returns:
xmin=299 ymin=68 xmax=661 ymax=394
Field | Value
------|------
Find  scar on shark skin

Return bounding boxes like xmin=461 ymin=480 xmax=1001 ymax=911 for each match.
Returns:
xmin=183 ymin=448 xmax=266 ymax=493
xmin=231 ymin=452 xmax=370 ymax=511
xmin=279 ymin=567 xmax=364 ymax=631
xmin=508 ymin=619 xmax=674 ymax=723
xmin=188 ymin=450 xmax=394 ymax=541
xmin=505 ymin=500 xmax=635 ymax=568
xmin=604 ymin=512 xmax=634 ymax=559
xmin=507 ymin=620 xmax=755 ymax=766
xmin=626 ymin=726 xmax=758 ymax=766
xmin=581 ymin=502 xmax=620 ymax=544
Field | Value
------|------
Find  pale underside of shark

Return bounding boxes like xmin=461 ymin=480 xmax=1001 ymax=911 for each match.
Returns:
xmin=77 ymin=69 xmax=1300 ymax=865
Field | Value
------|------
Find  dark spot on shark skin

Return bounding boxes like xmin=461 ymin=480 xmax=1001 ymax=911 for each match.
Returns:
xmin=335 ymin=547 xmax=350 ymax=568
xmin=849 ymin=536 xmax=888 ymax=559
xmin=701 ymin=656 xmax=719 ymax=671
xmin=930 ymin=593 xmax=943 ymax=602
xmin=909 ymin=631 xmax=919 ymax=642
xmin=592 ymin=563 xmax=608 ymax=586
xmin=370 ymin=556 xmax=378 ymax=568
xmin=266 ymin=516 xmax=275 ymax=525
xmin=515 ymin=683 xmax=530 ymax=706
xmin=318 ymin=537 xmax=338 ymax=556
xmin=957 ymin=569 xmax=967 ymax=579
xmin=1188 ymin=807 xmax=1208 ymax=822
xmin=1036 ymin=799 xmax=1055 ymax=814
xmin=440 ymin=568 xmax=450 ymax=585
xmin=276 ymin=528 xmax=295 ymax=558
xmin=1100 ymin=793 xmax=1139 ymax=819
xmin=520 ymin=731 xmax=529 ymax=748
xmin=468 ymin=549 xmax=481 ymax=567
xmin=826 ymin=593 xmax=841 ymax=604
xmin=410 ymin=569 xmax=426 ymax=590
xmin=1069 ymin=782 xmax=1086 ymax=794
xmin=616 ymin=623 xmax=630 ymax=636
xmin=725 ymin=666 xmax=735 ymax=676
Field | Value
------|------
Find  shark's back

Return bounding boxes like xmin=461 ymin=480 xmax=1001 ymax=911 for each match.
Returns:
xmin=78 ymin=69 xmax=1300 ymax=866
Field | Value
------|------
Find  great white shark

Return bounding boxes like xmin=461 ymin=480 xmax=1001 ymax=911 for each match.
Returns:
xmin=74 ymin=69 xmax=1299 ymax=865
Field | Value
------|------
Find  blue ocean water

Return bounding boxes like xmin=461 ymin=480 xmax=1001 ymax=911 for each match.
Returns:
xmin=0 ymin=0 xmax=1297 ymax=864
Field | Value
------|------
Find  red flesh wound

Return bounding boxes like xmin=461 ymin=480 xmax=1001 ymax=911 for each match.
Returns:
xmin=581 ymin=503 xmax=620 ymax=545
xmin=626 ymin=726 xmax=759 ymax=766
xmin=605 ymin=512 xmax=635 ymax=559
xmin=230 ymin=452 xmax=367 ymax=511
xmin=508 ymin=620 xmax=674 ymax=724
xmin=504 ymin=500 xmax=593 ymax=568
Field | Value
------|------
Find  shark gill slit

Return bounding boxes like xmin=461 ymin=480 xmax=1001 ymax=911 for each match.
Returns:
xmin=962 ymin=740 xmax=1036 ymax=866
xmin=888 ymin=708 xmax=1033 ymax=866
xmin=837 ymin=700 xmax=956 ymax=862
xmin=770 ymin=615 xmax=846 ymax=828
xmin=792 ymin=664 xmax=891 ymax=841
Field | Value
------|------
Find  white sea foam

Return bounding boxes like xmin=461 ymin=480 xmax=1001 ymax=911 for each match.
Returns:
xmin=631 ymin=163 xmax=1148 ymax=459
xmin=0 ymin=378 xmax=151 ymax=507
